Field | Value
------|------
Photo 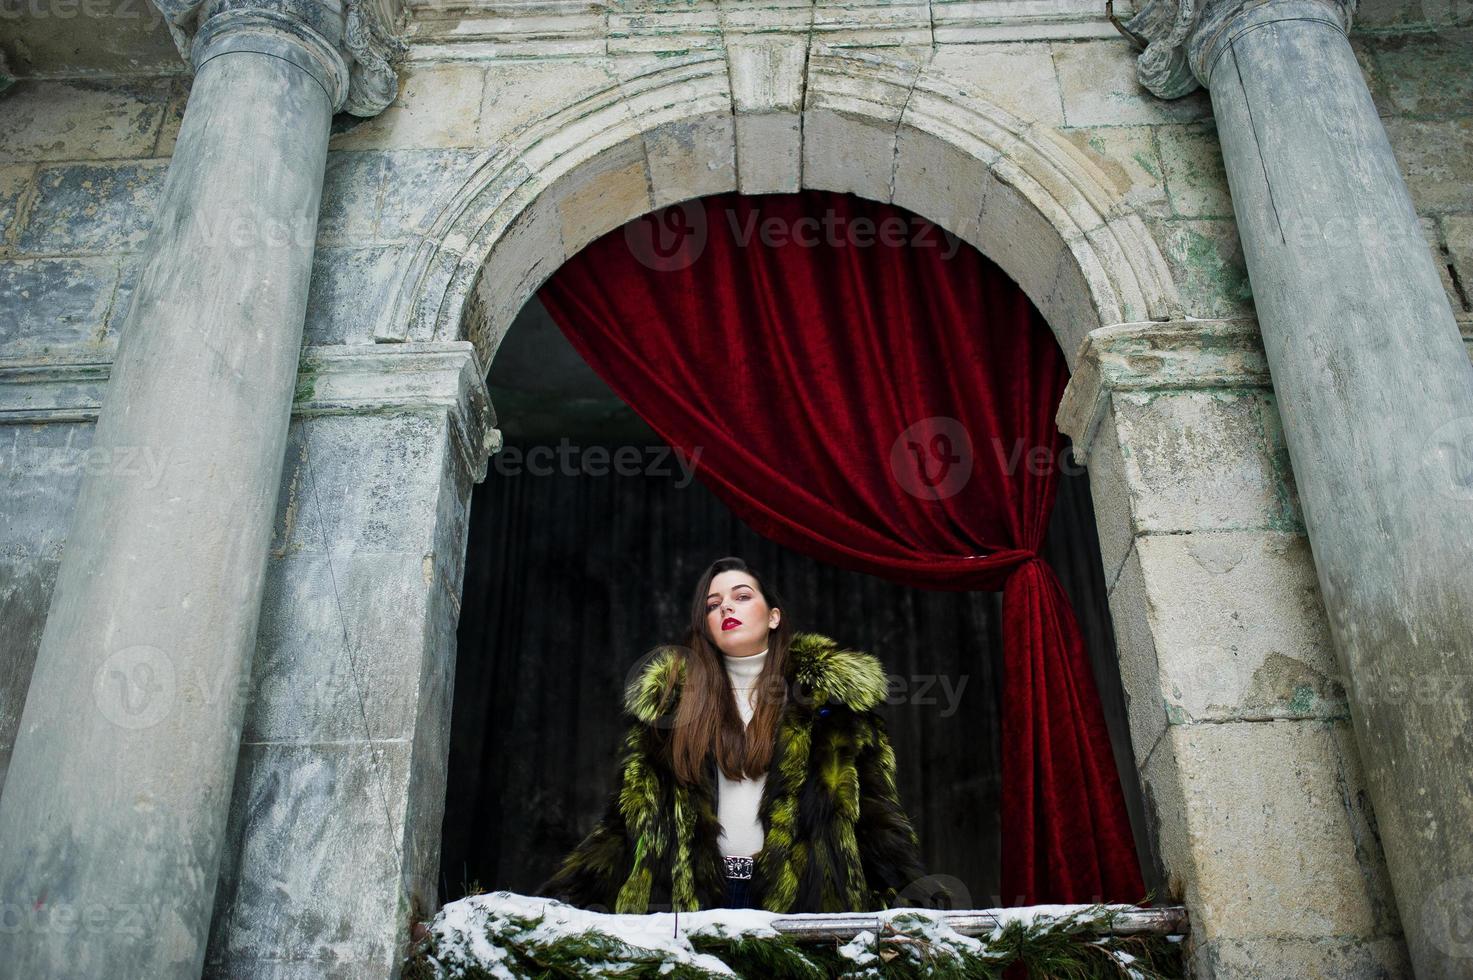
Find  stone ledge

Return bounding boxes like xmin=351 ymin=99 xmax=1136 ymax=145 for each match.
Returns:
xmin=1064 ymin=314 xmax=1473 ymax=463
xmin=400 ymin=0 xmax=1136 ymax=61
xmin=0 ymin=341 xmax=500 ymax=483
xmin=1057 ymin=317 xmax=1272 ymax=464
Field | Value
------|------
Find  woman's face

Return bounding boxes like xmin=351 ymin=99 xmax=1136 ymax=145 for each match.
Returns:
xmin=705 ymin=570 xmax=779 ymax=657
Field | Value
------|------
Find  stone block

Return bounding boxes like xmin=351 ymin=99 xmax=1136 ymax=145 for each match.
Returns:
xmin=1075 ymin=212 xmax=1166 ymax=326
xmin=1053 ymin=39 xmax=1213 ymax=127
xmin=608 ymin=3 xmax=722 ymax=53
xmin=737 ymin=112 xmax=804 ymax=194
xmin=892 ymin=125 xmax=991 ymax=244
xmin=1156 ymin=123 xmax=1234 ymax=219
xmin=16 ymin=162 xmax=166 ymax=255
xmin=802 ymin=103 xmax=901 ymax=202
xmin=0 ymin=257 xmax=118 ymax=354
xmin=1383 ymin=115 xmax=1473 ymax=214
xmin=1190 ymin=935 xmax=1413 ymax=979
xmin=304 ymin=245 xmax=405 ymax=346
xmin=720 ymin=1 xmax=817 ymax=36
xmin=316 ymin=151 xmax=387 ymax=246
xmin=803 ymin=47 xmax=925 ymax=201
xmin=375 ymin=149 xmax=483 ymax=244
xmin=1358 ymin=29 xmax=1473 ymax=120
xmin=1108 ymin=389 xmax=1290 ymax=533
xmin=1041 ymin=234 xmax=1108 ymax=359
xmin=205 ymin=739 xmax=413 ymax=977
xmin=973 ymin=172 xmax=1073 ymax=318
xmin=0 ymin=78 xmax=175 ymax=164
xmin=729 ymin=37 xmax=806 ymax=194
xmin=550 ymin=138 xmax=652 ymax=257
xmin=611 ymin=48 xmax=726 ymax=102
xmin=1081 ymin=407 xmax=1136 ymax=593
xmin=244 ymin=552 xmax=433 ymax=743
xmin=1254 ymin=392 xmax=1306 ymax=531
xmin=1442 ymin=213 xmax=1473 ymax=314
xmin=1058 ymin=126 xmax=1169 ymax=222
xmin=1141 ymin=719 xmax=1398 ymax=944
xmin=402 ymin=242 xmax=471 ymax=346
xmin=0 ymin=420 xmax=92 ymax=557
xmin=1155 ymin=217 xmax=1255 ymax=319
xmin=1130 ymin=531 xmax=1347 ymax=725
xmin=927 ymin=43 xmax=1067 ymax=128
xmin=267 ymin=413 xmax=451 ymax=557
xmin=812 ymin=4 xmax=932 ymax=46
xmin=643 ymin=110 xmax=737 ymax=209
xmin=478 ymin=60 xmax=622 ymax=149
xmin=463 ymin=186 xmax=565 ymax=353
xmin=0 ymin=554 xmax=59 ymax=791
xmin=402 ymin=459 xmax=472 ymax=909
xmin=1109 ymin=535 xmax=1170 ymax=762
xmin=0 ymin=419 xmax=92 ymax=793
xmin=0 ymin=164 xmax=36 ymax=244
xmin=153 ymin=77 xmax=191 ymax=159
xmin=109 ymin=253 xmax=147 ymax=345
xmin=329 ymin=64 xmax=490 ymax=152
xmin=1350 ymin=0 xmax=1469 ymax=30
xmin=204 ymin=379 xmax=475 ymax=976
xmin=729 ymin=37 xmax=807 ymax=114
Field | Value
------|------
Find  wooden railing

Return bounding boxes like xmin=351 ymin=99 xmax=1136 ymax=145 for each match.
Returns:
xmin=760 ymin=904 xmax=1190 ymax=942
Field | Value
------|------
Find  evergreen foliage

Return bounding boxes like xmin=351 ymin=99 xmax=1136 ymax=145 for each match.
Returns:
xmin=403 ymin=892 xmax=1184 ymax=979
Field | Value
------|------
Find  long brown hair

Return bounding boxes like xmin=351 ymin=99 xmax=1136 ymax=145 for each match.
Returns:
xmin=665 ymin=557 xmax=794 ymax=785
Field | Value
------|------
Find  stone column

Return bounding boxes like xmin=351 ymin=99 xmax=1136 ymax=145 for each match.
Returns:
xmin=0 ymin=2 xmax=402 ymax=977
xmin=1126 ymin=0 xmax=1473 ymax=975
xmin=204 ymin=342 xmax=497 ymax=977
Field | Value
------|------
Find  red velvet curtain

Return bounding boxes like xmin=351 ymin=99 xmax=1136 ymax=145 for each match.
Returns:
xmin=536 ymin=190 xmax=1143 ymax=906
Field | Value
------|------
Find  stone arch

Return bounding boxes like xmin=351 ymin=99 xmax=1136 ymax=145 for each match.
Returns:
xmin=380 ymin=42 xmax=1182 ymax=375
xmin=404 ymin=41 xmax=1180 ymax=905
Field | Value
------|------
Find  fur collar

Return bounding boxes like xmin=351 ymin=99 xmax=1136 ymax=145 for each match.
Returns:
xmin=624 ymin=631 xmax=887 ymax=724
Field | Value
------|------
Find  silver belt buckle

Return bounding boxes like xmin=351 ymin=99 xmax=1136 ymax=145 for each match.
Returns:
xmin=723 ymin=855 xmax=754 ymax=879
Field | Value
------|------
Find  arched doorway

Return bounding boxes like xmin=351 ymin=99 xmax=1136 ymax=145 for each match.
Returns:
xmin=208 ymin=42 xmax=1217 ymax=977
xmin=439 ymin=186 xmax=1155 ymax=910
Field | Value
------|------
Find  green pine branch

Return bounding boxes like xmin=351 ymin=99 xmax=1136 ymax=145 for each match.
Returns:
xmin=404 ymin=895 xmax=1185 ymax=980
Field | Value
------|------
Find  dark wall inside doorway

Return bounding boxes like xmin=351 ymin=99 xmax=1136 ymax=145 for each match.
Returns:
xmin=437 ymin=434 xmax=1148 ymax=909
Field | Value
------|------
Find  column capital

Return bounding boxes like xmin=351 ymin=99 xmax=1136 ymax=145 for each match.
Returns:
xmin=149 ymin=0 xmax=408 ymax=116
xmin=1125 ymin=0 xmax=1356 ymax=98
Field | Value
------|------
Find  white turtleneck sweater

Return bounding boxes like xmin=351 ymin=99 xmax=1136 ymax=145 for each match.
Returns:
xmin=717 ymin=647 xmax=768 ymax=858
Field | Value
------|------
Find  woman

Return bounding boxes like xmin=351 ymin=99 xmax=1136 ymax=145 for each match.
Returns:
xmin=533 ymin=556 xmax=938 ymax=914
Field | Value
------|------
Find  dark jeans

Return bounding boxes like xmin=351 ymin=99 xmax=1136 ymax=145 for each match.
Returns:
xmin=723 ymin=873 xmax=753 ymax=909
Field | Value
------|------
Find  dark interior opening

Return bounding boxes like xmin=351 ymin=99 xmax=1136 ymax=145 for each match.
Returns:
xmin=435 ymin=292 xmax=1149 ymax=909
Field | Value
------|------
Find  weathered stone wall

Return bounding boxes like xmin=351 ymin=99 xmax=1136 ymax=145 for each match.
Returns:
xmin=1056 ymin=320 xmax=1412 ymax=977
xmin=2 ymin=3 xmax=1469 ymax=977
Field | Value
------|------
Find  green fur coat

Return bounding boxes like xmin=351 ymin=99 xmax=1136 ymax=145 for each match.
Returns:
xmin=533 ymin=631 xmax=932 ymax=914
